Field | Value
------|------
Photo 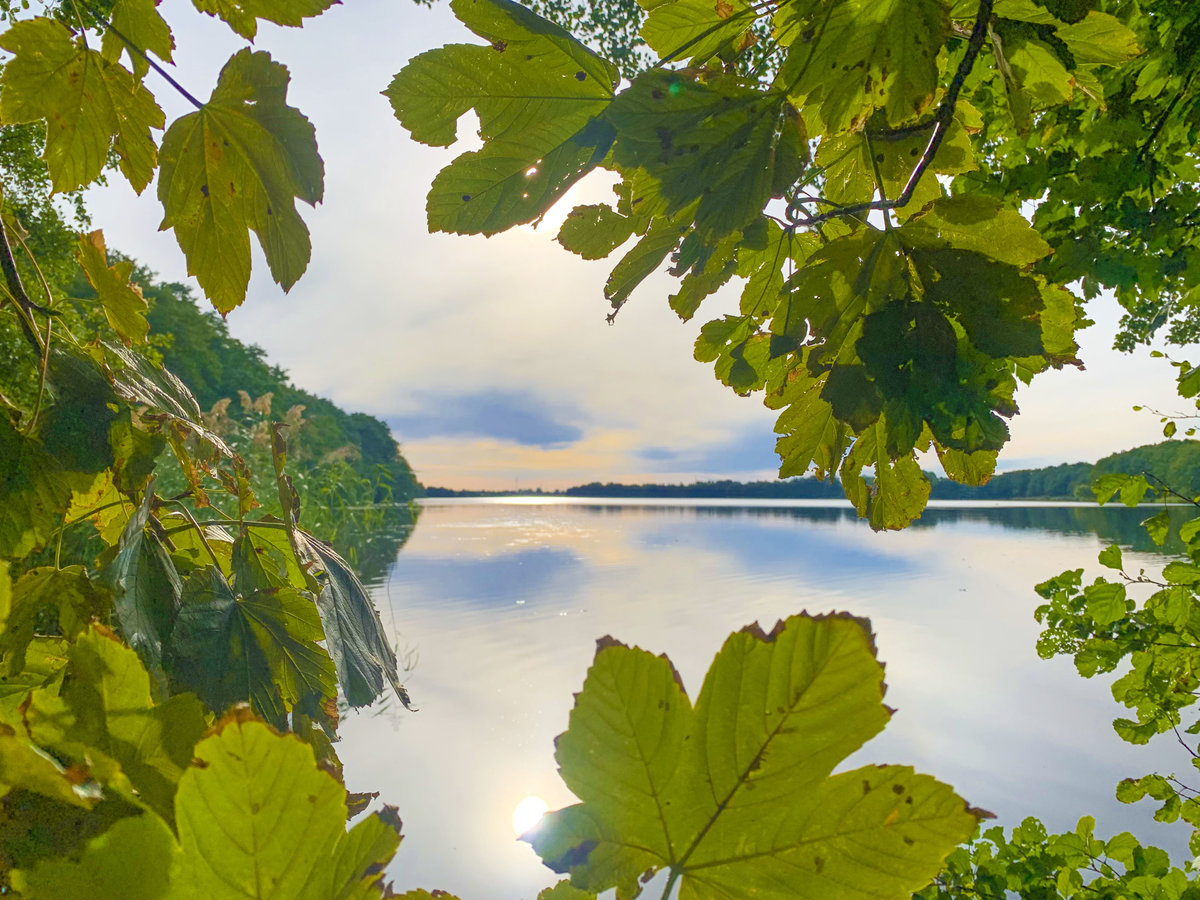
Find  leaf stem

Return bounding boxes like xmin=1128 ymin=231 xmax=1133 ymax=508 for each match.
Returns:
xmin=865 ymin=131 xmax=893 ymax=231
xmin=168 ymin=500 xmax=224 ymax=568
xmin=659 ymin=868 xmax=680 ymax=900
xmin=75 ymin=0 xmax=204 ymax=111
xmin=24 ymin=315 xmax=52 ymax=434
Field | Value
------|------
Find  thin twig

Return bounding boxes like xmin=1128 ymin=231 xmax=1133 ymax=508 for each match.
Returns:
xmin=75 ymin=0 xmax=204 ymax=110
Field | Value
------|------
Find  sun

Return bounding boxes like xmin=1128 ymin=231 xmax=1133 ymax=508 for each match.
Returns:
xmin=511 ymin=795 xmax=549 ymax=837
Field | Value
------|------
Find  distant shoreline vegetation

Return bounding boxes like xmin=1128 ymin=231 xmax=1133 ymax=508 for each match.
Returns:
xmin=423 ymin=440 xmax=1200 ymax=501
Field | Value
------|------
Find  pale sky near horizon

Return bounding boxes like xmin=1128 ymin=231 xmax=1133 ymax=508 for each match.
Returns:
xmin=85 ymin=0 xmax=1191 ymax=490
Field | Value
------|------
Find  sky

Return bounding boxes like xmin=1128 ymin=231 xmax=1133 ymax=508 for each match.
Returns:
xmin=86 ymin=0 xmax=1190 ymax=490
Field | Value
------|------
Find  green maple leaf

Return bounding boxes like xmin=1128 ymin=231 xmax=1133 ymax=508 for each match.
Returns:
xmin=777 ymin=0 xmax=950 ymax=132
xmin=157 ymin=48 xmax=323 ymax=313
xmin=386 ymin=0 xmax=617 ymax=235
xmin=77 ymin=231 xmax=150 ymax=345
xmin=527 ymin=613 xmax=982 ymax=898
xmin=191 ymin=0 xmax=338 ymax=40
xmin=0 ymin=17 xmax=164 ymax=193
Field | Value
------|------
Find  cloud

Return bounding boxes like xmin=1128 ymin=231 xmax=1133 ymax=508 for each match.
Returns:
xmin=388 ymin=390 xmax=584 ymax=449
xmin=636 ymin=422 xmax=783 ymax=476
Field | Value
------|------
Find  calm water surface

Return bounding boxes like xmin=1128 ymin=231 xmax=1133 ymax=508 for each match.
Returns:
xmin=338 ymin=499 xmax=1188 ymax=898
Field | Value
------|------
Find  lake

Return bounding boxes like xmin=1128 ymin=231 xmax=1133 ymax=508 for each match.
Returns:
xmin=337 ymin=498 xmax=1188 ymax=899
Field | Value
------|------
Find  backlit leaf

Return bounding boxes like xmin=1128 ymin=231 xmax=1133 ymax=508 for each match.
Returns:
xmin=386 ymin=0 xmax=617 ymax=235
xmin=0 ymin=17 xmax=163 ymax=193
xmin=778 ymin=0 xmax=950 ymax=131
xmin=77 ymin=231 xmax=149 ymax=345
xmin=607 ymin=72 xmax=791 ymax=242
xmin=157 ymin=49 xmax=323 ymax=312
xmin=191 ymin=0 xmax=338 ymax=40
xmin=528 ymin=614 xmax=980 ymax=898
xmin=1057 ymin=12 xmax=1141 ymax=66
xmin=12 ymin=812 xmax=177 ymax=900
xmin=101 ymin=0 xmax=175 ymax=80
xmin=557 ymin=204 xmax=639 ymax=259
xmin=173 ymin=718 xmax=400 ymax=899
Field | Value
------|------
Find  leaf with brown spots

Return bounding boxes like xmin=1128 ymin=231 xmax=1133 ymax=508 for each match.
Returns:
xmin=525 ymin=613 xmax=983 ymax=899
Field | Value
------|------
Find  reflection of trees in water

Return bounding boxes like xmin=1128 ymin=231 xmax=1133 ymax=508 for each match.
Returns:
xmin=576 ymin=503 xmax=1193 ymax=555
xmin=327 ymin=503 xmax=421 ymax=586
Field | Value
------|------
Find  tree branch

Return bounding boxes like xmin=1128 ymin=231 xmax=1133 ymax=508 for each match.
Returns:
xmin=786 ymin=0 xmax=994 ymax=228
xmin=0 ymin=201 xmax=46 ymax=355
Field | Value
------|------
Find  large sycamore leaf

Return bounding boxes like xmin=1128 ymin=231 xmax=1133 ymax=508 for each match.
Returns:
xmin=171 ymin=564 xmax=335 ymax=728
xmin=0 ymin=17 xmax=164 ymax=193
xmin=778 ymin=0 xmax=950 ymax=131
xmin=386 ymin=0 xmax=617 ymax=235
xmin=1 ymin=567 xmax=108 ymax=677
xmin=77 ymin=231 xmax=150 ymax=346
xmin=191 ymin=0 xmax=338 ymax=41
xmin=158 ymin=49 xmax=323 ymax=313
xmin=174 ymin=717 xmax=400 ymax=900
xmin=527 ymin=614 xmax=983 ymax=899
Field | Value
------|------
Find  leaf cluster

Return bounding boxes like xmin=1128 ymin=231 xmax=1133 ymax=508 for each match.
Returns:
xmin=387 ymin=0 xmax=1165 ymax=527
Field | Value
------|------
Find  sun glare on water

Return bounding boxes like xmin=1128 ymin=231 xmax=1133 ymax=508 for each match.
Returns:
xmin=512 ymin=796 xmax=549 ymax=837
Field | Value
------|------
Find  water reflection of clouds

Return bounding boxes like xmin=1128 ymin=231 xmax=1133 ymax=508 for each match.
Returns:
xmin=344 ymin=502 xmax=1188 ymax=899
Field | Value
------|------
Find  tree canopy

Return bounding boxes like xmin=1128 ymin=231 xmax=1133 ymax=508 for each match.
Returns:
xmin=389 ymin=0 xmax=1197 ymax=529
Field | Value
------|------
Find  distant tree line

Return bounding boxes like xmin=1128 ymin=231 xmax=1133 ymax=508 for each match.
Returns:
xmin=425 ymin=441 xmax=1200 ymax=502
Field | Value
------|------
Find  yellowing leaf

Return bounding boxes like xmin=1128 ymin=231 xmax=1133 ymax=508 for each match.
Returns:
xmin=77 ymin=231 xmax=150 ymax=345
xmin=157 ymin=49 xmax=323 ymax=313
xmin=528 ymin=614 xmax=981 ymax=898
xmin=0 ymin=17 xmax=164 ymax=193
xmin=191 ymin=0 xmax=339 ymax=41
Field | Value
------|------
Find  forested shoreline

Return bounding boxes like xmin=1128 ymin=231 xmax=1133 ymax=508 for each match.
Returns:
xmin=423 ymin=440 xmax=1200 ymax=501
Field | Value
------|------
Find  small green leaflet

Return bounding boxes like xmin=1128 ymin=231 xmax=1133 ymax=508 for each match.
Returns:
xmin=157 ymin=49 xmax=323 ymax=313
xmin=386 ymin=0 xmax=617 ymax=235
xmin=191 ymin=0 xmax=339 ymax=41
xmin=77 ymin=231 xmax=150 ymax=345
xmin=101 ymin=0 xmax=175 ymax=80
xmin=0 ymin=17 xmax=164 ymax=193
xmin=527 ymin=614 xmax=982 ymax=899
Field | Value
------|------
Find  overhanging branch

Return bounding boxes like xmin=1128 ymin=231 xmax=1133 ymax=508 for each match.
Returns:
xmin=785 ymin=0 xmax=995 ymax=229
